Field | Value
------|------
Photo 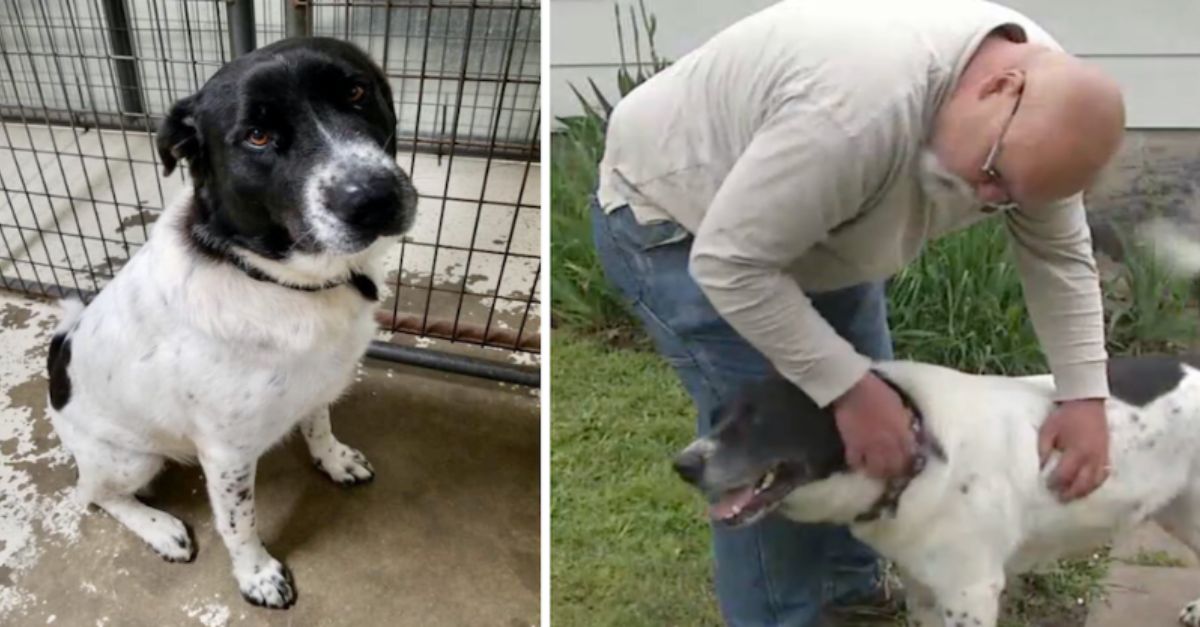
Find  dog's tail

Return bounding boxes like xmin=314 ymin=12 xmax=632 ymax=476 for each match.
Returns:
xmin=1139 ymin=217 xmax=1200 ymax=278
xmin=55 ymin=297 xmax=85 ymax=335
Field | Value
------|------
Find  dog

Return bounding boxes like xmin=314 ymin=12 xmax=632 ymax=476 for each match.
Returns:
xmin=45 ymin=37 xmax=416 ymax=609
xmin=675 ymin=357 xmax=1200 ymax=626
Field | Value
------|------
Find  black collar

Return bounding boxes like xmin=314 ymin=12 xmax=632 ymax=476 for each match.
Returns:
xmin=853 ymin=369 xmax=946 ymax=523
xmin=188 ymin=225 xmax=378 ymax=301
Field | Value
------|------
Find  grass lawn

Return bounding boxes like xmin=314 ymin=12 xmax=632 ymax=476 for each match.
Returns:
xmin=551 ymin=332 xmax=722 ymax=627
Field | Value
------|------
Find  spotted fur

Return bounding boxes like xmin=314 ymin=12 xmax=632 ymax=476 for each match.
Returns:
xmin=45 ymin=38 xmax=410 ymax=610
xmin=679 ymin=358 xmax=1200 ymax=627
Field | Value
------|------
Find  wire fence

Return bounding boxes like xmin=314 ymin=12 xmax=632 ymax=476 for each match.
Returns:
xmin=0 ymin=0 xmax=541 ymax=362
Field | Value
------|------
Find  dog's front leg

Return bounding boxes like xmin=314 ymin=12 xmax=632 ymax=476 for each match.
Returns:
xmin=897 ymin=569 xmax=941 ymax=627
xmin=301 ymin=407 xmax=375 ymax=485
xmin=931 ymin=577 xmax=1004 ymax=627
xmin=199 ymin=451 xmax=296 ymax=609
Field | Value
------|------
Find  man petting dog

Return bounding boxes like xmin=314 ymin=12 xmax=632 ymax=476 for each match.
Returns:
xmin=590 ymin=0 xmax=1125 ymax=624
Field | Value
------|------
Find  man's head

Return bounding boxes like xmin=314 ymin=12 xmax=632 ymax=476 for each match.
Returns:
xmin=927 ymin=33 xmax=1125 ymax=210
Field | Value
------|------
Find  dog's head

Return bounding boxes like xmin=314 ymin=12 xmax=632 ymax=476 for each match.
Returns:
xmin=673 ymin=376 xmax=848 ymax=527
xmin=157 ymin=37 xmax=417 ymax=259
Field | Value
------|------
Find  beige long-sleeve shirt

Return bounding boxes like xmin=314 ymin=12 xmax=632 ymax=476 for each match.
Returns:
xmin=596 ymin=0 xmax=1108 ymax=407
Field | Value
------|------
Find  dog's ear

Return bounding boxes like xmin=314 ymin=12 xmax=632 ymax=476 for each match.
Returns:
xmin=156 ymin=94 xmax=200 ymax=176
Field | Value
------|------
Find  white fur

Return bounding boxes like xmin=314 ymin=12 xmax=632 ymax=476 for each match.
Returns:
xmin=1142 ymin=216 xmax=1200 ymax=277
xmin=302 ymin=129 xmax=403 ymax=253
xmin=766 ymin=360 xmax=1200 ymax=627
xmin=47 ymin=189 xmax=386 ymax=608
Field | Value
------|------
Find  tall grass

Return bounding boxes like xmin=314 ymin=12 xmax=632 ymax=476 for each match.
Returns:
xmin=550 ymin=117 xmax=634 ymax=331
xmin=887 ymin=220 xmax=1198 ymax=374
xmin=1105 ymin=237 xmax=1198 ymax=354
xmin=887 ymin=221 xmax=1045 ymax=374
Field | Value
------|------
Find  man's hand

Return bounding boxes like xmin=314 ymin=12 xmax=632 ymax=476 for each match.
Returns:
xmin=831 ymin=373 xmax=917 ymax=479
xmin=1038 ymin=398 xmax=1110 ymax=501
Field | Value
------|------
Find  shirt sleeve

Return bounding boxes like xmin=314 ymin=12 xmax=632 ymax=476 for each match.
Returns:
xmin=688 ymin=105 xmax=892 ymax=407
xmin=1005 ymin=194 xmax=1109 ymax=401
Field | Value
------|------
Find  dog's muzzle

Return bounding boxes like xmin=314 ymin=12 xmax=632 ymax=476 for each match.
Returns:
xmin=673 ymin=439 xmax=712 ymax=485
xmin=323 ymin=169 xmax=415 ymax=239
xmin=304 ymin=139 xmax=420 ymax=253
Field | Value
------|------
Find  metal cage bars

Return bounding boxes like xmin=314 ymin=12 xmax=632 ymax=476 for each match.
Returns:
xmin=0 ymin=0 xmax=541 ymax=385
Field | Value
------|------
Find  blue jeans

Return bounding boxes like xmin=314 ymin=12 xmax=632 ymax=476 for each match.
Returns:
xmin=592 ymin=201 xmax=893 ymax=627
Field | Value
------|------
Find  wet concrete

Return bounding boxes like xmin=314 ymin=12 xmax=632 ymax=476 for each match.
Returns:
xmin=0 ymin=290 xmax=540 ymax=627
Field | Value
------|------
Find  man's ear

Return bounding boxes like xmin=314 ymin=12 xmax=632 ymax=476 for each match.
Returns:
xmin=978 ymin=68 xmax=1025 ymax=100
xmin=156 ymin=94 xmax=200 ymax=176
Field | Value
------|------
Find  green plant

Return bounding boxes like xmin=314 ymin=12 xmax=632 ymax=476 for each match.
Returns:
xmin=887 ymin=220 xmax=1046 ymax=375
xmin=565 ymin=0 xmax=671 ymax=127
xmin=1103 ymin=237 xmax=1198 ymax=355
xmin=1121 ymin=549 xmax=1187 ymax=568
xmin=887 ymin=219 xmax=1199 ymax=374
xmin=550 ymin=118 xmax=635 ymax=332
xmin=550 ymin=0 xmax=672 ymax=335
xmin=999 ymin=550 xmax=1111 ymax=627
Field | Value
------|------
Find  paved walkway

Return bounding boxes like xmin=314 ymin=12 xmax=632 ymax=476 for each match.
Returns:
xmin=1087 ymin=523 xmax=1200 ymax=627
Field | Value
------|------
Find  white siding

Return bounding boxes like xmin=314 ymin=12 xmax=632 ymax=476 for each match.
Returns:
xmin=550 ymin=0 xmax=1200 ymax=128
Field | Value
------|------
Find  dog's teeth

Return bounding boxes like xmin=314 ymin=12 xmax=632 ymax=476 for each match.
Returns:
xmin=758 ymin=470 xmax=775 ymax=492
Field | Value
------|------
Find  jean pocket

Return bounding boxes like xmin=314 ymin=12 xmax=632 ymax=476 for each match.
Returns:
xmin=608 ymin=205 xmax=692 ymax=252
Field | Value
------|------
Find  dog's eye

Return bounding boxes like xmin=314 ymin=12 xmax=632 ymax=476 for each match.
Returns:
xmin=348 ymin=85 xmax=366 ymax=104
xmin=245 ymin=128 xmax=271 ymax=148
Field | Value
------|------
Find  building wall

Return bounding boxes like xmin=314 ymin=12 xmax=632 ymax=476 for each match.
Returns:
xmin=550 ymin=0 xmax=1200 ymax=128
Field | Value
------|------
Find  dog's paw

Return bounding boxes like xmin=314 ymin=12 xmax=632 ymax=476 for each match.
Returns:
xmin=144 ymin=515 xmax=196 ymax=563
xmin=1180 ymin=599 xmax=1200 ymax=626
xmin=237 ymin=558 xmax=296 ymax=609
xmin=312 ymin=443 xmax=375 ymax=486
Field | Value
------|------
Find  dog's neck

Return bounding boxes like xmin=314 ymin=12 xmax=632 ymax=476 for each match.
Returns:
xmin=780 ymin=370 xmax=946 ymax=525
xmin=179 ymin=192 xmax=381 ymax=299
xmin=778 ymin=472 xmax=889 ymax=524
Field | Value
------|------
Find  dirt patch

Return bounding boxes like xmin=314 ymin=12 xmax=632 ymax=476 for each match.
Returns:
xmin=0 ymin=302 xmax=34 ymax=330
xmin=1000 ymin=599 xmax=1088 ymax=627
xmin=4 ymin=376 xmax=61 ymax=473
xmin=115 ymin=209 xmax=159 ymax=235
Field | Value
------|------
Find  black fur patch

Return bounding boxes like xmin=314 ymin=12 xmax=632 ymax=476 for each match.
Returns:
xmin=349 ymin=272 xmax=377 ymax=301
xmin=1107 ymin=355 xmax=1200 ymax=407
xmin=184 ymin=208 xmax=380 ymax=300
xmin=720 ymin=375 xmax=850 ymax=482
xmin=47 ymin=333 xmax=73 ymax=410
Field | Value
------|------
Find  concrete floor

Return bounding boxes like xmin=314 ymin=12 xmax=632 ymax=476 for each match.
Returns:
xmin=0 ymin=291 xmax=540 ymax=626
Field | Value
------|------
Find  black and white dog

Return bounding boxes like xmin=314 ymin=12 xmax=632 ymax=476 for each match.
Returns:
xmin=45 ymin=37 xmax=416 ymax=609
xmin=675 ymin=357 xmax=1200 ymax=626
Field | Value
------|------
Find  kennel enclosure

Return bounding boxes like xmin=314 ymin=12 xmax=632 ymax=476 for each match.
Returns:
xmin=0 ymin=0 xmax=541 ymax=385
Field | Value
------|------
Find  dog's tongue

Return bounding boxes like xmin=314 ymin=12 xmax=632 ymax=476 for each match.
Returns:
xmin=710 ymin=485 xmax=756 ymax=520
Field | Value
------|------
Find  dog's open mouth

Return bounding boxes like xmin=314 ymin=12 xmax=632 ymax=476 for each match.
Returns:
xmin=710 ymin=464 xmax=797 ymax=527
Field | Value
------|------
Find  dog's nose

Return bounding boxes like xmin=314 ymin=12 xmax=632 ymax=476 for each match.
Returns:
xmin=327 ymin=177 xmax=402 ymax=230
xmin=673 ymin=443 xmax=710 ymax=485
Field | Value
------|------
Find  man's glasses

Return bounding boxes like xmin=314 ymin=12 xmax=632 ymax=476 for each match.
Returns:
xmin=979 ymin=88 xmax=1024 ymax=211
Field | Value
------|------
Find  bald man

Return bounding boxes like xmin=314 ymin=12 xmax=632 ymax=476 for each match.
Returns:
xmin=589 ymin=0 xmax=1125 ymax=625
